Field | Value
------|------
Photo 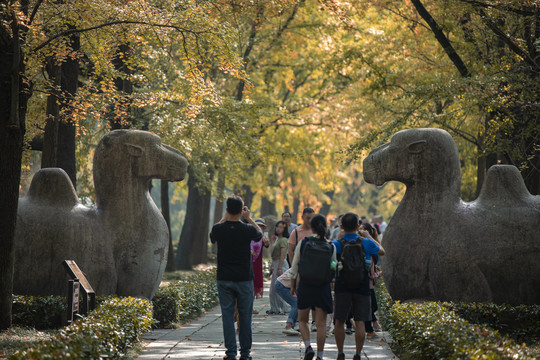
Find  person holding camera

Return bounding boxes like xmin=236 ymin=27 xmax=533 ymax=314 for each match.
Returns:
xmin=210 ymin=195 xmax=262 ymax=360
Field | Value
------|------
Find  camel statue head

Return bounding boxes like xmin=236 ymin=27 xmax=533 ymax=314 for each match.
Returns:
xmin=93 ymin=130 xmax=188 ymax=207
xmin=363 ymin=128 xmax=461 ymax=191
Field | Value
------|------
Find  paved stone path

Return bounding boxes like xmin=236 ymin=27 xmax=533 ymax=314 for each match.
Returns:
xmin=138 ymin=283 xmax=398 ymax=360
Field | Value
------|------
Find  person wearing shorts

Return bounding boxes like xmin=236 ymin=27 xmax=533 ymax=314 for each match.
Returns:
xmin=332 ymin=213 xmax=385 ymax=360
xmin=290 ymin=214 xmax=336 ymax=360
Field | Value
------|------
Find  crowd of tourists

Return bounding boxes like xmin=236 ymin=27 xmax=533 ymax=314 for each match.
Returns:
xmin=210 ymin=195 xmax=386 ymax=360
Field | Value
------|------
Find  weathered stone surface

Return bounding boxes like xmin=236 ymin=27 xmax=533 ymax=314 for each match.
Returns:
xmin=363 ymin=128 xmax=540 ymax=305
xmin=14 ymin=130 xmax=188 ymax=299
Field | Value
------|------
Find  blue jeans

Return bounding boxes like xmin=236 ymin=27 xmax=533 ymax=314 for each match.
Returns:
xmin=275 ymin=281 xmax=298 ymax=327
xmin=217 ymin=280 xmax=254 ymax=358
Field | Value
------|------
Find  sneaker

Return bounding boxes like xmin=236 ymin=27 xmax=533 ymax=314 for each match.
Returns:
xmin=304 ymin=346 xmax=315 ymax=360
xmin=266 ymin=310 xmax=276 ymax=315
xmin=311 ymin=322 xmax=317 ymax=332
xmin=345 ymin=327 xmax=354 ymax=335
xmin=283 ymin=328 xmax=300 ymax=336
xmin=336 ymin=353 xmax=345 ymax=360
xmin=353 ymin=354 xmax=361 ymax=360
xmin=366 ymin=332 xmax=378 ymax=337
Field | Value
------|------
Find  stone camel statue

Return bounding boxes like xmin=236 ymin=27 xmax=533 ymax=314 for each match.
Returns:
xmin=14 ymin=130 xmax=188 ymax=299
xmin=363 ymin=128 xmax=540 ymax=305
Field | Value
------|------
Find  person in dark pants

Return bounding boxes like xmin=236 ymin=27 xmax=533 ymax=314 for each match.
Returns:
xmin=361 ymin=223 xmax=383 ymax=335
xmin=210 ymin=195 xmax=262 ymax=360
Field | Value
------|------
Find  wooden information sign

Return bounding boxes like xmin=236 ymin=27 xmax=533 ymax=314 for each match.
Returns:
xmin=63 ymin=260 xmax=96 ymax=324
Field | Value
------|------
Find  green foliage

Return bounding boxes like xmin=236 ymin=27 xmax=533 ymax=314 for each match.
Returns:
xmin=10 ymin=297 xmax=153 ymax=359
xmin=7 ymin=270 xmax=219 ymax=357
xmin=0 ymin=327 xmax=55 ymax=359
xmin=447 ymin=302 xmax=540 ymax=345
xmin=373 ymin=280 xmax=394 ymax=331
xmin=375 ymin=280 xmax=539 ymax=359
xmin=152 ymin=269 xmax=218 ymax=328
xmin=388 ymin=301 xmax=535 ymax=359
xmin=12 ymin=295 xmax=66 ymax=330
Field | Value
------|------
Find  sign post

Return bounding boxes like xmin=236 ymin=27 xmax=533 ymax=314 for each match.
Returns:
xmin=63 ymin=260 xmax=96 ymax=324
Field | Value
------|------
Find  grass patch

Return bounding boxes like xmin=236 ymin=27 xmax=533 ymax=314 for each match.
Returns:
xmin=0 ymin=327 xmax=55 ymax=358
xmin=4 ymin=266 xmax=219 ymax=357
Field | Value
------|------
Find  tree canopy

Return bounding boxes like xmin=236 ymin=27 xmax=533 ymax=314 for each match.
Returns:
xmin=1 ymin=0 xmax=538 ymax=309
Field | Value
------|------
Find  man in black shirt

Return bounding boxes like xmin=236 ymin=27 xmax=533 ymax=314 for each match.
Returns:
xmin=210 ymin=195 xmax=262 ymax=360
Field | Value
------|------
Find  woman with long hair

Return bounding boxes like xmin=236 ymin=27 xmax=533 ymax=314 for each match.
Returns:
xmin=360 ymin=222 xmax=383 ymax=336
xmin=290 ymin=214 xmax=336 ymax=360
xmin=268 ymin=220 xmax=290 ymax=315
xmin=251 ymin=219 xmax=269 ymax=304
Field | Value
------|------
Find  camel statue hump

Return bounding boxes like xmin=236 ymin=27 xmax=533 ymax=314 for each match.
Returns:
xmin=15 ymin=130 xmax=188 ymax=299
xmin=364 ymin=128 xmax=540 ymax=305
xmin=26 ymin=168 xmax=79 ymax=208
xmin=477 ymin=165 xmax=539 ymax=207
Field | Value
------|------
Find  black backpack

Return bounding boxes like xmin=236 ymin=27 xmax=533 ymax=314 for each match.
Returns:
xmin=339 ymin=239 xmax=367 ymax=289
xmin=298 ymin=236 xmax=334 ymax=286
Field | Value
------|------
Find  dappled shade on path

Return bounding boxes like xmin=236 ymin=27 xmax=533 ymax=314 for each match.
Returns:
xmin=138 ymin=281 xmax=397 ymax=359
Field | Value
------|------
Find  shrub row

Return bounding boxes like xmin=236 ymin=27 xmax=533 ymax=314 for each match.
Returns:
xmin=12 ymin=295 xmax=66 ymax=330
xmin=446 ymin=302 xmax=540 ymax=344
xmin=374 ymin=282 xmax=539 ymax=359
xmin=10 ymin=297 xmax=153 ymax=359
xmin=152 ymin=269 xmax=219 ymax=328
xmin=8 ymin=269 xmax=219 ymax=357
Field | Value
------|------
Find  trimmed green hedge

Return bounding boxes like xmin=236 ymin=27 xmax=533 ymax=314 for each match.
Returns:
xmin=375 ymin=282 xmax=539 ymax=359
xmin=447 ymin=302 xmax=540 ymax=344
xmin=8 ymin=269 xmax=219 ymax=357
xmin=152 ymin=269 xmax=219 ymax=328
xmin=12 ymin=295 xmax=66 ymax=330
xmin=10 ymin=297 xmax=153 ymax=359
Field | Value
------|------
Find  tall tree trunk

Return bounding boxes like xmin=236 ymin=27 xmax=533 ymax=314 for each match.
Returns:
xmin=211 ymin=173 xmax=225 ymax=254
xmin=283 ymin=204 xmax=290 ymax=214
xmin=109 ymin=44 xmax=133 ymax=130
xmin=41 ymin=31 xmax=80 ymax=186
xmin=241 ymin=185 xmax=254 ymax=209
xmin=260 ymin=196 xmax=277 ymax=217
xmin=319 ymin=190 xmax=335 ymax=216
xmin=176 ymin=167 xmax=211 ymax=270
xmin=292 ymin=197 xmax=300 ymax=225
xmin=190 ymin=192 xmax=211 ymax=266
xmin=56 ymin=31 xmax=79 ymax=185
xmin=476 ymin=151 xmax=486 ymax=198
xmin=42 ymin=61 xmax=61 ymax=170
xmin=161 ymin=180 xmax=175 ymax=271
xmin=0 ymin=10 xmax=29 ymax=330
xmin=213 ymin=171 xmax=225 ymax=223
xmin=522 ymin=157 xmax=540 ymax=195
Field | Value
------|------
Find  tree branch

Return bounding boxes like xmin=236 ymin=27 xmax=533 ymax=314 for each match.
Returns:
xmin=432 ymin=119 xmax=479 ymax=146
xmin=32 ymin=20 xmax=208 ymax=53
xmin=410 ymin=0 xmax=471 ymax=77
xmin=236 ymin=6 xmax=264 ymax=101
xmin=29 ymin=0 xmax=43 ymax=26
xmin=479 ymin=10 xmax=540 ymax=72
xmin=459 ymin=0 xmax=535 ymax=17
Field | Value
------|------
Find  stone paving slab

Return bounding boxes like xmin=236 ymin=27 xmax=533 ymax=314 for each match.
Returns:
xmin=138 ymin=283 xmax=398 ymax=360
